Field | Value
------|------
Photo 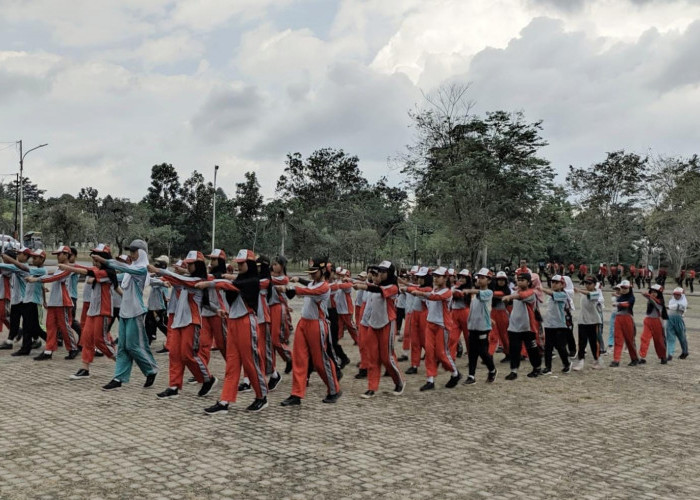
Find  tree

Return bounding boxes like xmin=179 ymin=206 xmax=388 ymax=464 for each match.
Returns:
xmin=177 ymin=171 xmax=213 ymax=254
xmin=567 ymin=151 xmax=648 ymax=264
xmin=233 ymin=171 xmax=263 ymax=247
xmin=143 ymin=163 xmax=183 ymax=228
xmin=402 ymin=84 xmax=554 ymax=266
xmin=7 ymin=176 xmax=45 ymax=204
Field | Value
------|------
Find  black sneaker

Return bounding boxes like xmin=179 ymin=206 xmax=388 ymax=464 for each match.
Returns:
xmin=198 ymin=377 xmax=218 ymax=397
xmin=143 ymin=373 xmax=157 ymax=388
xmin=65 ymin=350 xmax=80 ymax=360
xmin=157 ymin=387 xmax=179 ymax=399
xmin=102 ymin=379 xmax=122 ymax=391
xmin=280 ymin=395 xmax=301 ymax=407
xmin=667 ymin=355 xmax=673 ymax=362
xmin=383 ymin=370 xmax=391 ymax=377
xmin=322 ymin=391 xmax=342 ymax=404
xmin=445 ymin=372 xmax=462 ymax=388
xmin=505 ymin=372 xmax=518 ymax=381
xmin=34 ymin=352 xmax=53 ymax=361
xmin=95 ymin=350 xmax=104 ymax=357
xmin=486 ymin=369 xmax=497 ymax=383
xmin=284 ymin=359 xmax=293 ymax=374
xmin=541 ymin=367 xmax=552 ymax=375
xmin=609 ymin=361 xmax=620 ymax=367
xmin=464 ymin=376 xmax=476 ymax=385
xmin=238 ymin=382 xmax=252 ymax=392
xmin=561 ymin=365 xmax=571 ymax=374
xmin=527 ymin=368 xmax=541 ymax=378
xmin=155 ymin=346 xmax=168 ymax=354
xmin=354 ymin=369 xmax=367 ymax=379
xmin=405 ymin=366 xmax=418 ymax=375
xmin=204 ymin=401 xmax=229 ymax=415
xmin=392 ymin=383 xmax=405 ymax=395
xmin=500 ymin=356 xmax=510 ymax=364
xmin=340 ymin=357 xmax=350 ymax=369
xmin=187 ymin=376 xmax=198 ymax=385
xmin=268 ymin=374 xmax=282 ymax=391
xmin=361 ymin=390 xmax=376 ymax=399
xmin=680 ymin=353 xmax=689 ymax=359
xmin=11 ymin=350 xmax=30 ymax=356
xmin=70 ymin=369 xmax=90 ymax=380
xmin=456 ymin=343 xmax=464 ymax=358
xmin=629 ymin=359 xmax=640 ymax=366
xmin=660 ymin=358 xmax=667 ymax=365
xmin=0 ymin=341 xmax=13 ymax=350
xmin=246 ymin=398 xmax=268 ymax=412
xmin=419 ymin=381 xmax=435 ymax=391
xmin=397 ymin=355 xmax=408 ymax=362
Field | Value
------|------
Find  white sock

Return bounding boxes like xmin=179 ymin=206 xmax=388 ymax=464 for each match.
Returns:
xmin=220 ymin=400 xmax=229 ymax=406
xmin=243 ymin=377 xmax=250 ymax=384
xmin=451 ymin=370 xmax=458 ymax=377
xmin=169 ymin=386 xmax=178 ymax=390
xmin=427 ymin=376 xmax=434 ymax=383
xmin=44 ymin=350 xmax=52 ymax=354
xmin=272 ymin=371 xmax=280 ymax=379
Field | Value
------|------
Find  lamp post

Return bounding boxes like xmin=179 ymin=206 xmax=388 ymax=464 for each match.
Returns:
xmin=18 ymin=141 xmax=48 ymax=244
xmin=212 ymin=165 xmax=219 ymax=250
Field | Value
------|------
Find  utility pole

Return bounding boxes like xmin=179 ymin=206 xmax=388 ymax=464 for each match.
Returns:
xmin=212 ymin=165 xmax=219 ymax=250
xmin=413 ymin=223 xmax=417 ymax=265
xmin=13 ymin=173 xmax=18 ymax=239
xmin=17 ymin=140 xmax=48 ymax=245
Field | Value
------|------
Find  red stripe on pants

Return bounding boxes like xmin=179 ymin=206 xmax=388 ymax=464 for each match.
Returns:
xmin=219 ymin=313 xmax=266 ymax=402
xmin=365 ymin=322 xmax=403 ymax=391
xmin=290 ymin=318 xmax=340 ymax=398
xmin=167 ymin=324 xmax=211 ymax=389
xmin=410 ymin=310 xmax=427 ymax=367
xmin=337 ymin=313 xmax=358 ymax=343
xmin=424 ymin=321 xmax=456 ymax=377
xmin=613 ymin=314 xmax=639 ymax=362
xmin=640 ymin=317 xmax=666 ymax=360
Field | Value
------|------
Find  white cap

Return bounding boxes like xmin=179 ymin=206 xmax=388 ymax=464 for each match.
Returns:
xmin=651 ymin=284 xmax=663 ymax=291
xmin=496 ymin=271 xmax=508 ymax=279
xmin=458 ymin=269 xmax=470 ymax=276
xmin=619 ymin=280 xmax=631 ymax=287
xmin=416 ymin=266 xmax=429 ymax=277
xmin=447 ymin=268 xmax=455 ymax=276
xmin=358 ymin=271 xmax=368 ymax=278
xmin=410 ymin=265 xmax=419 ymax=274
xmin=175 ymin=259 xmax=184 ymax=267
xmin=378 ymin=260 xmax=392 ymax=270
xmin=551 ymin=274 xmax=565 ymax=283
xmin=673 ymin=287 xmax=684 ymax=294
xmin=475 ymin=268 xmax=492 ymax=278
xmin=433 ymin=266 xmax=448 ymax=276
xmin=208 ymin=249 xmax=226 ymax=259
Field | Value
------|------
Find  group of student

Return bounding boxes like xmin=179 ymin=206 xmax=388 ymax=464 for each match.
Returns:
xmin=0 ymin=244 xmax=691 ymax=415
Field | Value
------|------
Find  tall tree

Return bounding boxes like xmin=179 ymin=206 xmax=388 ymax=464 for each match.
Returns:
xmin=143 ymin=163 xmax=183 ymax=228
xmin=233 ymin=171 xmax=263 ymax=247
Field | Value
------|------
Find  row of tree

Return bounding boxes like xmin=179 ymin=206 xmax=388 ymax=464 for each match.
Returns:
xmin=2 ymin=84 xmax=698 ymax=274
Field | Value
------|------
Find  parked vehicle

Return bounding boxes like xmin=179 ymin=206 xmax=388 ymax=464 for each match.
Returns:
xmin=23 ymin=231 xmax=43 ymax=250
xmin=0 ymin=234 xmax=21 ymax=253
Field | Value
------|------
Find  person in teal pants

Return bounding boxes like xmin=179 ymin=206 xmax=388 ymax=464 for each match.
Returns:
xmin=93 ymin=239 xmax=158 ymax=391
xmin=666 ymin=287 xmax=689 ymax=360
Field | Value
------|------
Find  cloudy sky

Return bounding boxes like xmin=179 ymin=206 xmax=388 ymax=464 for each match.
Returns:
xmin=1 ymin=0 xmax=700 ymax=201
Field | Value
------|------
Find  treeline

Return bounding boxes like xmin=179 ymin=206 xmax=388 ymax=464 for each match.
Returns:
xmin=1 ymin=84 xmax=699 ymax=273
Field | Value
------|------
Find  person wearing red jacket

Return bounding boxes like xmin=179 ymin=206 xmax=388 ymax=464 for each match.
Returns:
xmin=354 ymin=267 xmax=375 ymax=379
xmin=150 ymin=251 xmax=218 ymax=400
xmin=403 ymin=267 xmax=431 ymax=375
xmin=639 ymin=284 xmax=668 ymax=364
xmin=202 ymin=249 xmax=268 ymax=414
xmin=280 ymin=257 xmax=342 ymax=407
xmin=28 ymin=246 xmax=80 ymax=360
xmin=334 ymin=268 xmax=359 ymax=351
xmin=352 ymin=260 xmax=404 ymax=398
xmin=610 ymin=280 xmax=640 ymax=367
xmin=411 ymin=266 xmax=461 ymax=391
xmin=61 ymin=244 xmax=118 ymax=381
xmin=268 ymin=255 xmax=293 ymax=380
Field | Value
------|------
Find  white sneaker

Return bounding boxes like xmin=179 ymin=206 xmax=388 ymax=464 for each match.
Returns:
xmin=592 ymin=359 xmax=602 ymax=370
xmin=572 ymin=359 xmax=584 ymax=371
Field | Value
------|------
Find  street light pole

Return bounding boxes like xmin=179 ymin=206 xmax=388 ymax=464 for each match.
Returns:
xmin=17 ymin=140 xmax=48 ymax=245
xmin=212 ymin=165 xmax=219 ymax=250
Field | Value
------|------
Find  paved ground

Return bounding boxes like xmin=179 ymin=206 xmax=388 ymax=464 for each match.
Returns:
xmin=1 ymin=289 xmax=700 ymax=499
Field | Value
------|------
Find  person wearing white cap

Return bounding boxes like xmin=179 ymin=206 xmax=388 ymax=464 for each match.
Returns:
xmin=93 ymin=239 xmax=159 ymax=391
xmin=572 ymin=276 xmax=603 ymax=370
xmin=333 ymin=267 xmax=358 ymax=365
xmin=0 ymin=247 xmax=47 ymax=356
xmin=410 ymin=266 xmax=461 ymax=391
xmin=501 ymin=272 xmax=543 ymax=379
xmin=666 ymin=287 xmax=688 ymax=360
xmin=489 ymin=271 xmax=511 ymax=362
xmin=145 ymin=255 xmax=170 ymax=347
xmin=449 ymin=269 xmax=472 ymax=362
xmin=403 ymin=267 xmax=431 ymax=374
xmin=610 ymin=280 xmax=640 ymax=367
xmin=352 ymin=261 xmax=404 ymax=398
xmin=460 ymin=268 xmax=497 ymax=384
xmin=26 ymin=246 xmax=80 ymax=360
xmin=540 ymin=275 xmax=572 ymax=375
xmin=60 ymin=244 xmax=118 ymax=380
xmin=638 ymin=284 xmax=668 ymax=364
xmin=268 ymin=255 xmax=293 ymax=377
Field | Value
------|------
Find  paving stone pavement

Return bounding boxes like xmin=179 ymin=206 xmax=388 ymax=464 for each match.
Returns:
xmin=1 ymin=291 xmax=700 ymax=499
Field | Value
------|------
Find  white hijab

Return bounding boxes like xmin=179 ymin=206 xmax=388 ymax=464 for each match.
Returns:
xmin=563 ymin=276 xmax=575 ymax=310
xmin=121 ymin=249 xmax=150 ymax=289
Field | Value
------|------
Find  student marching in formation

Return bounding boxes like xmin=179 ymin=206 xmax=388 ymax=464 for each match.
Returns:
xmin=610 ymin=280 xmax=639 ymax=368
xmin=145 ymin=255 xmax=169 ymax=346
xmin=269 ymin=255 xmax=293 ymax=378
xmin=540 ymin=274 xmax=572 ymax=375
xmin=666 ymin=287 xmax=689 ymax=360
xmin=502 ymin=272 xmax=542 ymax=380
xmin=572 ymin=276 xmax=603 ymax=370
xmin=638 ymin=284 xmax=668 ymax=365
xmin=461 ymin=268 xmax=497 ymax=384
